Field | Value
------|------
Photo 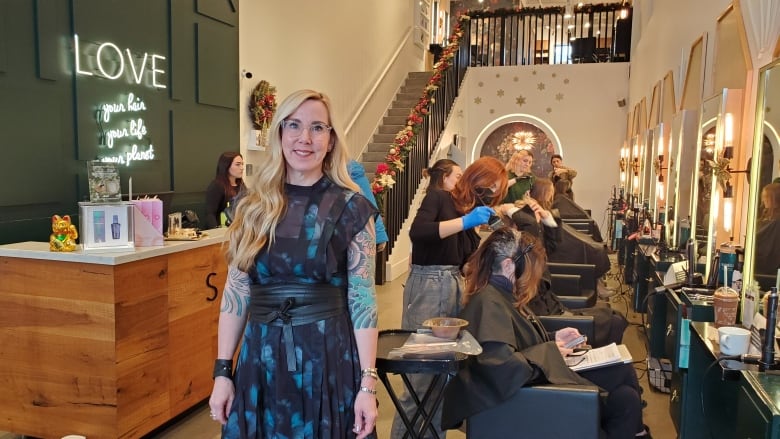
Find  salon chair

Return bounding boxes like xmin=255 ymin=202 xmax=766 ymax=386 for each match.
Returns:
xmin=549 ymin=264 xmax=598 ymax=307
xmin=465 ymin=313 xmax=601 ymax=439
xmin=550 ymin=273 xmax=593 ymax=308
xmin=467 ymin=385 xmax=600 ymax=438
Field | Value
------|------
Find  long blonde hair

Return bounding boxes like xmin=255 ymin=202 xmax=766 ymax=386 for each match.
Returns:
xmin=227 ymin=90 xmax=358 ymax=271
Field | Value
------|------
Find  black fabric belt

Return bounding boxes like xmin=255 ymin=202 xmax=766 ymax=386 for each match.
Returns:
xmin=249 ymin=283 xmax=347 ymax=371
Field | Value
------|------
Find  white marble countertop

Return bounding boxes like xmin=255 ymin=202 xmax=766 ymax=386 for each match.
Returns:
xmin=0 ymin=228 xmax=228 ymax=265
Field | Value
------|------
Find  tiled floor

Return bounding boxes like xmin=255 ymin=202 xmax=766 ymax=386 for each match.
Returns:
xmin=1 ymin=258 xmax=675 ymax=439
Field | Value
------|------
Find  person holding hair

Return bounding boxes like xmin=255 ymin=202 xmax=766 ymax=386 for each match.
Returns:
xmin=205 ymin=151 xmax=245 ymax=229
xmin=390 ymin=156 xmax=507 ymax=439
xmin=503 ymin=149 xmax=536 ymax=203
xmin=208 ymin=90 xmax=379 ymax=439
xmin=441 ymin=229 xmax=649 ymax=438
xmin=548 ymin=153 xmax=577 ymax=198
xmin=499 ymin=179 xmax=624 ymax=345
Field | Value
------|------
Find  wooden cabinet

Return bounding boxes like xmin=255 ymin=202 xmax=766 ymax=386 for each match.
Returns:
xmin=0 ymin=241 xmax=227 ymax=439
xmin=167 ymin=245 xmax=226 ymax=415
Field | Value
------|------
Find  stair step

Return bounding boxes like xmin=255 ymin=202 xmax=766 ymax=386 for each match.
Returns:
xmin=372 ymin=133 xmax=396 ymax=143
xmin=388 ymin=107 xmax=411 ymax=117
xmin=396 ymin=92 xmax=420 ymax=100
xmin=383 ymin=115 xmax=407 ymax=125
xmin=393 ymin=98 xmax=418 ymax=108
xmin=362 ymin=151 xmax=388 ymax=162
xmin=367 ymin=142 xmax=391 ymax=152
xmin=378 ymin=124 xmax=403 ymax=134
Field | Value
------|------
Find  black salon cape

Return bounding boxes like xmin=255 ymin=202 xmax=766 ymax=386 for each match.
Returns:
xmin=755 ymin=219 xmax=780 ymax=288
xmin=528 ymin=275 xmax=625 ymax=348
xmin=441 ymin=284 xmax=592 ymax=429
xmin=552 ymin=194 xmax=605 ymax=242
xmin=548 ymin=222 xmax=610 ymax=279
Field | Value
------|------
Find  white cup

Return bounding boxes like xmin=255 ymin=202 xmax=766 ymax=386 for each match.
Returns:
xmin=718 ymin=326 xmax=751 ymax=356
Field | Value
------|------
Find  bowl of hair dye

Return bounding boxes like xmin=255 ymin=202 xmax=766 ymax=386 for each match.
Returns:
xmin=422 ymin=317 xmax=468 ymax=340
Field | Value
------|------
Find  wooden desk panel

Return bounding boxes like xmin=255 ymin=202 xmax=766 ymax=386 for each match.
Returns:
xmin=0 ymin=242 xmax=225 ymax=439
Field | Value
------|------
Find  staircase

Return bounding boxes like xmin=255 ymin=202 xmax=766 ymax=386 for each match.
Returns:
xmin=359 ymin=71 xmax=433 ymax=181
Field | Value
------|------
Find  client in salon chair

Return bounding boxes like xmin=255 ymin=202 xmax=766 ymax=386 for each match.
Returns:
xmin=441 ymin=229 xmax=650 ymax=438
xmin=497 ymin=179 xmax=627 ymax=347
xmin=552 ymin=179 xmax=605 ymax=243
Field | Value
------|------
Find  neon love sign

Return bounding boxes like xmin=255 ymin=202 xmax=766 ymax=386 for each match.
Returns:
xmin=74 ymin=34 xmax=166 ymax=89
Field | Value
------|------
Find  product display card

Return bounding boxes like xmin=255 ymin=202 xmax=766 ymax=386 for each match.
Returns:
xmin=87 ymin=161 xmax=121 ymax=202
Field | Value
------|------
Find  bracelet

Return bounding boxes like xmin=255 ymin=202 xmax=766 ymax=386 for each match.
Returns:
xmin=361 ymin=368 xmax=379 ymax=379
xmin=359 ymin=386 xmax=377 ymax=395
xmin=213 ymin=359 xmax=233 ymax=380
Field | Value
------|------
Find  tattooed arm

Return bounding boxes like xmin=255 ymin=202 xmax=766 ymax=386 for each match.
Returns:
xmin=209 ymin=265 xmax=251 ymax=424
xmin=348 ymin=218 xmax=379 ymax=438
xmin=216 ymin=265 xmax=251 ymax=360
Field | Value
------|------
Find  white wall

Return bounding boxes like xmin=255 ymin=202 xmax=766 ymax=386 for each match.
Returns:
xmin=238 ymin=1 xmax=424 ymax=171
xmin=457 ymin=64 xmax=630 ymax=219
xmin=629 ymin=0 xmax=733 ymax=108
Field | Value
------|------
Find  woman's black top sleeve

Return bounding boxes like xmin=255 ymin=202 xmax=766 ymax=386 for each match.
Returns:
xmin=204 ymin=180 xmax=225 ymax=229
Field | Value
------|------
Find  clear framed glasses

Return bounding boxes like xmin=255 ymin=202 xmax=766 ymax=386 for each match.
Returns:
xmin=281 ymin=119 xmax=333 ymax=138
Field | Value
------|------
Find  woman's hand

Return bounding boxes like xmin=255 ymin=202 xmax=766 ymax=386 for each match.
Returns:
xmin=524 ymin=196 xmax=551 ymax=222
xmin=353 ymin=391 xmax=378 ymax=439
xmin=555 ymin=327 xmax=585 ymax=356
xmin=496 ymin=203 xmax=517 ymax=217
xmin=208 ymin=376 xmax=235 ymax=425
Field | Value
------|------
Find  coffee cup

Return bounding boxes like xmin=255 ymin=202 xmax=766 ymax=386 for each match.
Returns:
xmin=713 ymin=286 xmax=739 ymax=327
xmin=718 ymin=326 xmax=751 ymax=356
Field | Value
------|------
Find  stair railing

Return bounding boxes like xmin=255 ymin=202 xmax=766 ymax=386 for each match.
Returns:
xmin=382 ymin=27 xmax=471 ymax=259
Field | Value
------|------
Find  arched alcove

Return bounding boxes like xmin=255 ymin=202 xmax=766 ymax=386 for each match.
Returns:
xmin=471 ymin=114 xmax=562 ymax=178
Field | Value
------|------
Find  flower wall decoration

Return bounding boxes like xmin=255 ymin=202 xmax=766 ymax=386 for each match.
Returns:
xmin=707 ymin=156 xmax=733 ymax=193
xmin=249 ymin=80 xmax=277 ymax=130
xmin=371 ymin=15 xmax=469 ymax=199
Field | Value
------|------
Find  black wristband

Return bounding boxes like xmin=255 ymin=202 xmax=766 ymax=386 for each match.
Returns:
xmin=213 ymin=359 xmax=233 ymax=380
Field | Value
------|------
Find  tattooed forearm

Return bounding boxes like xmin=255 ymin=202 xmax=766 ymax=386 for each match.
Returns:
xmin=348 ymin=222 xmax=377 ymax=329
xmin=221 ymin=266 xmax=251 ymax=317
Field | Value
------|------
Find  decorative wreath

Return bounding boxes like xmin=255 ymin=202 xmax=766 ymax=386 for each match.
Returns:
xmin=249 ymin=80 xmax=277 ymax=130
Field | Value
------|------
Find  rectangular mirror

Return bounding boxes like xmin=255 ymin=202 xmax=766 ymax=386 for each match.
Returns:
xmin=651 ymin=123 xmax=671 ymax=227
xmin=694 ymin=89 xmax=743 ymax=281
xmin=641 ymin=129 xmax=656 ymax=211
xmin=670 ymin=110 xmax=699 ymax=250
xmin=745 ymin=60 xmax=780 ymax=292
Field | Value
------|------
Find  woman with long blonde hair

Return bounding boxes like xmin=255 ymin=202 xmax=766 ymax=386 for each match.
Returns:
xmin=209 ymin=90 xmax=379 ymax=439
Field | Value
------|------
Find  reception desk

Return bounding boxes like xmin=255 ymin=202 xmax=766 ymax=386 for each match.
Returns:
xmin=0 ymin=229 xmax=228 ymax=438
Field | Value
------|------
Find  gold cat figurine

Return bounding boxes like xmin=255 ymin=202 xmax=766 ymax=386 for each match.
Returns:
xmin=50 ymin=214 xmax=78 ymax=252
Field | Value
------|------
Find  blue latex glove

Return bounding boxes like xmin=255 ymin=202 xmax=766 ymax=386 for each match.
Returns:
xmin=462 ymin=206 xmax=494 ymax=229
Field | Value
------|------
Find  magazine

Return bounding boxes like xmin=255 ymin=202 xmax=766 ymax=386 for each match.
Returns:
xmin=87 ymin=160 xmax=121 ymax=202
xmin=566 ymin=343 xmax=633 ymax=372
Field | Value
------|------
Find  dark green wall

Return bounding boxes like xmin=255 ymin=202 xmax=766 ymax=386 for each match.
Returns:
xmin=0 ymin=0 xmax=239 ymax=244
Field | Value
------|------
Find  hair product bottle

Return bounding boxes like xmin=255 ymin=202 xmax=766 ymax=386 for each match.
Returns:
xmin=111 ymin=214 xmax=121 ymax=239
xmin=94 ymin=210 xmax=106 ymax=243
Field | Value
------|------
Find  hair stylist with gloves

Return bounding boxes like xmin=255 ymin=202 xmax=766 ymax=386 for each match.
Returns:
xmin=390 ymin=156 xmax=508 ymax=439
